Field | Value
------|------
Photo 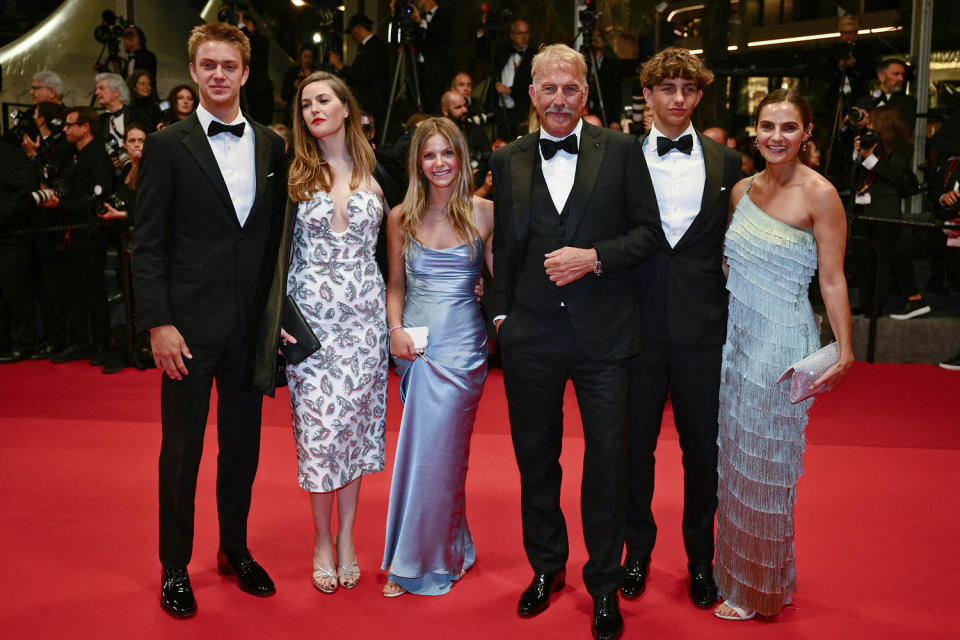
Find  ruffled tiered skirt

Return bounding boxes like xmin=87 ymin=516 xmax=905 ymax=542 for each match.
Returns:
xmin=715 ymin=196 xmax=819 ymax=615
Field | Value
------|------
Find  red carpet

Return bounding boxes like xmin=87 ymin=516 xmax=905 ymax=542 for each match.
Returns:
xmin=1 ymin=361 xmax=958 ymax=639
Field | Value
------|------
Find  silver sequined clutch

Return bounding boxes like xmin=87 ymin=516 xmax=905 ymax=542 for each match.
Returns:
xmin=776 ymin=342 xmax=839 ymax=404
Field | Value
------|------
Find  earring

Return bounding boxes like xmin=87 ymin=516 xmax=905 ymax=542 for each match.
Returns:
xmin=753 ymin=140 xmax=759 ymax=150
xmin=801 ymin=141 xmax=809 ymax=152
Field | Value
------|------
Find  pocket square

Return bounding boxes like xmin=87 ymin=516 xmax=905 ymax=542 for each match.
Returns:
xmin=266 ymin=172 xmax=275 ymax=178
xmin=720 ymin=186 xmax=727 ymax=191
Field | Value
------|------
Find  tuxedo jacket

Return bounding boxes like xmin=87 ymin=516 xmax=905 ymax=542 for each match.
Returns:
xmin=490 ymin=122 xmax=659 ymax=361
xmin=341 ymin=34 xmax=390 ymax=124
xmin=132 ymin=112 xmax=286 ymax=349
xmin=633 ymin=131 xmax=742 ymax=346
xmin=477 ymin=35 xmax=534 ymax=117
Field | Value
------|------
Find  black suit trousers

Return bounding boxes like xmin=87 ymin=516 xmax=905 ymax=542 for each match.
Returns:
xmin=500 ymin=305 xmax=628 ymax=595
xmin=625 ymin=341 xmax=721 ymax=565
xmin=158 ymin=320 xmax=263 ymax=568
xmin=61 ymin=244 xmax=110 ymax=347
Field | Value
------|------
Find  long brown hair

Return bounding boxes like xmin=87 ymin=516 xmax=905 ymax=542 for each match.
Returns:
xmin=397 ymin=117 xmax=478 ymax=256
xmin=288 ymin=72 xmax=376 ymax=202
xmin=868 ymin=105 xmax=912 ymax=157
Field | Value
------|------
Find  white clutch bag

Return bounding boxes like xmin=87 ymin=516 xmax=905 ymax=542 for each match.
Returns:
xmin=404 ymin=326 xmax=429 ymax=354
xmin=776 ymin=342 xmax=839 ymax=404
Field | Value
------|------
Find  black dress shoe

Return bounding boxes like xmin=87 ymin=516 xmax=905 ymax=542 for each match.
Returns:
xmin=90 ymin=346 xmax=109 ymax=366
xmin=592 ymin=592 xmax=624 ymax=640
xmin=28 ymin=343 xmax=59 ymax=360
xmin=688 ymin=563 xmax=719 ymax=609
xmin=0 ymin=348 xmax=31 ymax=364
xmin=49 ymin=344 xmax=91 ymax=363
xmin=217 ymin=549 xmax=276 ymax=596
xmin=102 ymin=349 xmax=127 ymax=374
xmin=620 ymin=555 xmax=650 ymax=599
xmin=161 ymin=566 xmax=196 ymax=618
xmin=517 ymin=569 xmax=565 ymax=617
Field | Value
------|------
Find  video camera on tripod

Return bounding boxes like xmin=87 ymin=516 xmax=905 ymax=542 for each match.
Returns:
xmin=389 ymin=1 xmax=420 ymax=45
xmin=93 ymin=10 xmax=129 ymax=74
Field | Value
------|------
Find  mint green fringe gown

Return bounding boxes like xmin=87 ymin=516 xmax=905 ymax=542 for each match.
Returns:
xmin=715 ymin=185 xmax=819 ymax=616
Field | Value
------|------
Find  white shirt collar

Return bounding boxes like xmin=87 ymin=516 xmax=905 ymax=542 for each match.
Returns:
xmin=539 ymin=118 xmax=583 ymax=143
xmin=195 ymin=103 xmax=246 ymax=130
xmin=361 ymin=33 xmax=374 ymax=46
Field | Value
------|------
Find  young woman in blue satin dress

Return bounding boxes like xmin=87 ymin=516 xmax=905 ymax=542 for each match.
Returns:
xmin=380 ymin=117 xmax=494 ymax=597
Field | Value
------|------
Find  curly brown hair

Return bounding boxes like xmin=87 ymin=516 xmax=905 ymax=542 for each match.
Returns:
xmin=638 ymin=47 xmax=714 ymax=90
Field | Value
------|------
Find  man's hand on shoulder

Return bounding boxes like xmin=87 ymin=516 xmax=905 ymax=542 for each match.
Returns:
xmin=150 ymin=324 xmax=192 ymax=380
xmin=544 ymin=247 xmax=598 ymax=286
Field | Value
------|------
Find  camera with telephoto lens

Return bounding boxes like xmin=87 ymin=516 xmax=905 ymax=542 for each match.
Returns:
xmin=104 ymin=135 xmax=131 ymax=171
xmin=859 ymin=128 xmax=882 ymax=155
xmin=466 ymin=112 xmax=496 ymax=127
xmin=27 ymin=162 xmax=65 ymax=206
xmin=91 ymin=184 xmax=127 ymax=216
xmin=217 ymin=1 xmax=248 ymax=28
xmin=6 ymin=108 xmax=39 ymax=147
xmin=847 ymin=105 xmax=868 ymax=125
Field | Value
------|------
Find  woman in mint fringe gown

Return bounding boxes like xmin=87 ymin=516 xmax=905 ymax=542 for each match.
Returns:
xmin=380 ymin=117 xmax=494 ymax=597
xmin=714 ymin=89 xmax=853 ymax=620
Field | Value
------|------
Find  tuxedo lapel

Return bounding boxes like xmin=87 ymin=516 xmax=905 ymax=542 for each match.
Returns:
xmin=562 ymin=123 xmax=603 ymax=243
xmin=510 ymin=133 xmax=538 ymax=246
xmin=674 ymin=132 xmax=723 ymax=248
xmin=180 ymin=114 xmax=239 ymax=225
xmin=637 ymin=132 xmax=670 ymax=247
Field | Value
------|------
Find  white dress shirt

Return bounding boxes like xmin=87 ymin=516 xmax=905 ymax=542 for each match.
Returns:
xmin=539 ymin=119 xmax=582 ymax=213
xmin=644 ymin=123 xmax=705 ymax=248
xmin=196 ymin=104 xmax=256 ymax=227
xmin=499 ymin=50 xmax=524 ymax=109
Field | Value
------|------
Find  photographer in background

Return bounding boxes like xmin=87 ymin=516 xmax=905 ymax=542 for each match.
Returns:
xmin=440 ymin=89 xmax=491 ymax=188
xmin=95 ymin=72 xmax=130 ymax=148
xmin=830 ymin=14 xmax=875 ymax=104
xmin=409 ymin=0 xmax=453 ymax=114
xmin=477 ymin=17 xmax=534 ymax=140
xmin=850 ymin=105 xmax=928 ymax=319
xmin=0 ymin=138 xmax=44 ymax=363
xmin=584 ymin=28 xmax=634 ymax=127
xmin=239 ymin=13 xmax=274 ymax=124
xmin=329 ymin=13 xmax=389 ymax=135
xmin=38 ymin=107 xmax=115 ymax=366
xmin=122 ymin=25 xmax=157 ymax=86
xmin=98 ymin=124 xmax=147 ymax=373
xmin=857 ymin=59 xmax=916 ymax=131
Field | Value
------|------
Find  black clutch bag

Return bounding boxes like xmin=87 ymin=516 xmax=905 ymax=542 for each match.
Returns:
xmin=281 ymin=295 xmax=321 ymax=364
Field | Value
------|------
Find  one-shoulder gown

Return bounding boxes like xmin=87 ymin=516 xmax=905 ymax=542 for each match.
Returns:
xmin=381 ymin=235 xmax=488 ymax=596
xmin=715 ymin=188 xmax=819 ymax=615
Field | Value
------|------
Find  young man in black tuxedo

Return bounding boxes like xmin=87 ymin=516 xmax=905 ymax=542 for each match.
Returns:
xmin=620 ymin=48 xmax=741 ymax=609
xmin=490 ymin=44 xmax=658 ymax=640
xmin=132 ymin=22 xmax=286 ymax=619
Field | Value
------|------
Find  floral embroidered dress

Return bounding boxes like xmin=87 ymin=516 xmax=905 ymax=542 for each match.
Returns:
xmin=286 ymin=190 xmax=388 ymax=492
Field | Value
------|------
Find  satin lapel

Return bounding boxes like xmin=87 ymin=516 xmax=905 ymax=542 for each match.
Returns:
xmin=562 ymin=124 xmax=603 ymax=243
xmin=180 ymin=114 xmax=238 ymax=225
xmin=246 ymin=120 xmax=272 ymax=226
xmin=636 ymin=132 xmax=669 ymax=247
xmin=510 ymin=134 xmax=538 ymax=247
xmin=698 ymin=132 xmax=723 ymax=214
xmin=676 ymin=132 xmax=723 ymax=248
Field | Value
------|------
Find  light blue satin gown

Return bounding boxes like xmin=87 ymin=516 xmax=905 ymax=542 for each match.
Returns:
xmin=380 ymin=226 xmax=488 ymax=596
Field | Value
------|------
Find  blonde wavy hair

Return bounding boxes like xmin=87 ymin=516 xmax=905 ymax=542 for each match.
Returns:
xmin=288 ymin=72 xmax=376 ymax=202
xmin=398 ymin=117 xmax=478 ymax=257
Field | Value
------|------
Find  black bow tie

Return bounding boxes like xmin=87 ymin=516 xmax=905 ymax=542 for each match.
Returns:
xmin=656 ymin=133 xmax=693 ymax=156
xmin=539 ymin=135 xmax=578 ymax=160
xmin=207 ymin=120 xmax=245 ymax=138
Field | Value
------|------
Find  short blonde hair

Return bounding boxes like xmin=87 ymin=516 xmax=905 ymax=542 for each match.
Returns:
xmin=639 ymin=47 xmax=714 ymax=90
xmin=187 ymin=22 xmax=251 ymax=67
xmin=531 ymin=44 xmax=587 ymax=84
